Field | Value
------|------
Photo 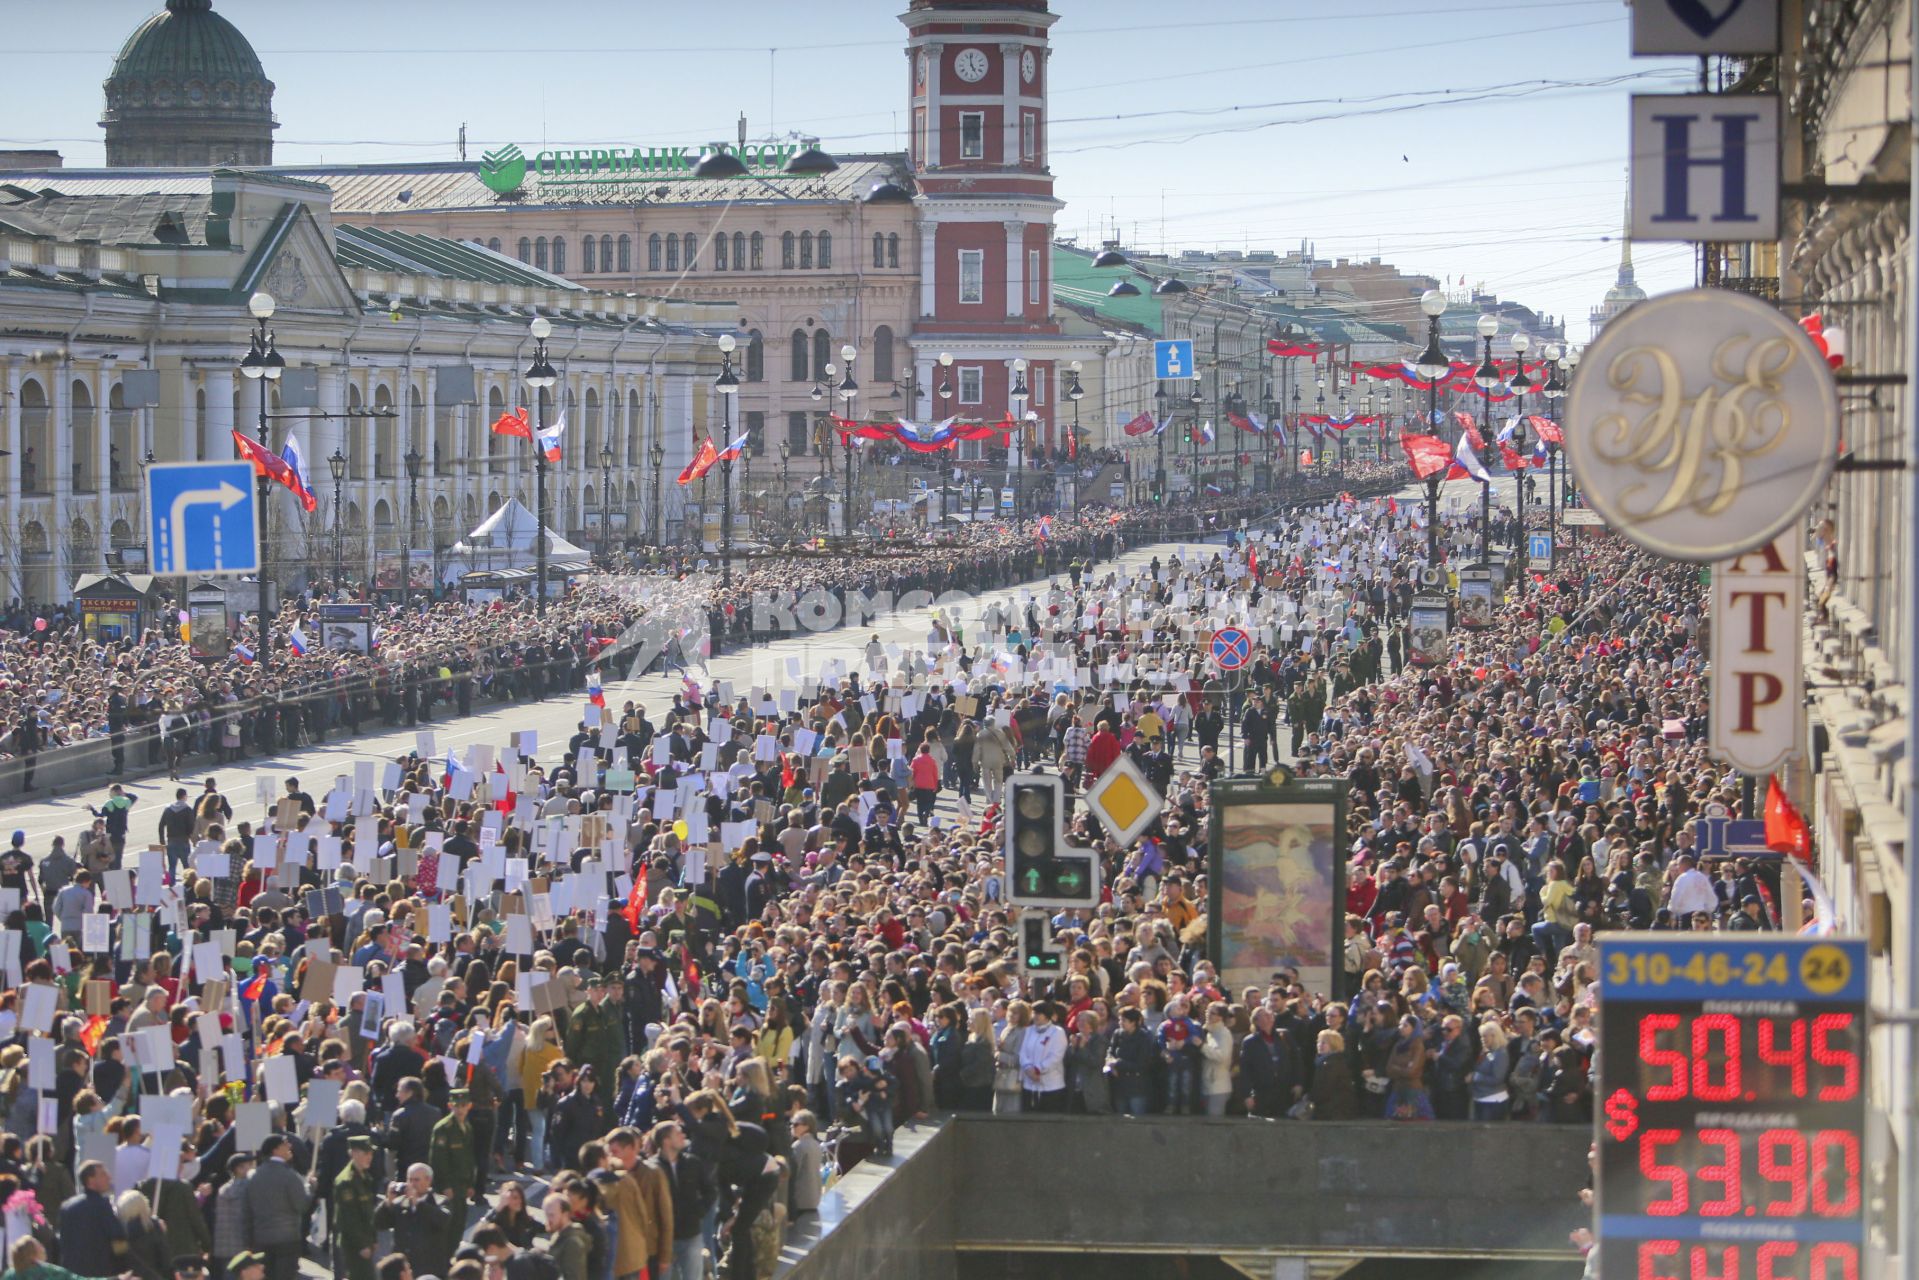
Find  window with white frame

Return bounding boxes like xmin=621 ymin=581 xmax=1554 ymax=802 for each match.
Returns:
xmin=958 ymin=366 xmax=983 ymax=404
xmin=1028 ymin=249 xmax=1041 ymax=305
xmin=960 ymin=112 xmax=985 ymax=160
xmin=1022 ymin=111 xmax=1038 ymax=160
xmin=1033 ymin=366 xmax=1047 ymax=407
xmin=958 ymin=249 xmax=984 ymax=304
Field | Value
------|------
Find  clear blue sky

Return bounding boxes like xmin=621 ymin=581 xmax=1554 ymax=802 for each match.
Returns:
xmin=7 ymin=0 xmax=1697 ymax=341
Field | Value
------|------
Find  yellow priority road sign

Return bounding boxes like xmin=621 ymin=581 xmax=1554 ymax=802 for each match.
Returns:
xmin=1084 ymin=753 xmax=1164 ymax=846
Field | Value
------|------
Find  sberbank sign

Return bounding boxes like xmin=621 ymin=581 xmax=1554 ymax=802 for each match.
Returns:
xmin=477 ymin=141 xmax=802 ymax=195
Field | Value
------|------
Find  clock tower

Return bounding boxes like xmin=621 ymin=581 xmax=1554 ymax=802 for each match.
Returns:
xmin=902 ymin=0 xmax=1072 ymax=463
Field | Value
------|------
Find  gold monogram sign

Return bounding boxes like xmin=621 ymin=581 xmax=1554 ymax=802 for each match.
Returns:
xmin=1564 ymin=289 xmax=1838 ymax=562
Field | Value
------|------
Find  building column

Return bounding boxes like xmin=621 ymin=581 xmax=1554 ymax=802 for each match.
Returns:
xmin=919 ymin=219 xmax=938 ymax=319
xmin=1000 ymin=43 xmax=1024 ymax=162
xmin=203 ymin=366 xmax=235 ymax=463
xmin=95 ymin=364 xmax=114 ymax=573
xmin=3 ymin=364 xmax=19 ymax=603
xmin=50 ymin=367 xmax=70 ymax=600
xmin=922 ymin=42 xmax=943 ymax=169
xmin=173 ymin=364 xmax=197 ymax=462
xmin=1006 ymin=222 xmax=1031 ymax=319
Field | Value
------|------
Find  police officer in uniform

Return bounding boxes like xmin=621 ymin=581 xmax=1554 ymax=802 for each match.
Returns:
xmin=332 ymin=1135 xmax=379 ymax=1280
xmin=428 ymin=1089 xmax=477 ymax=1262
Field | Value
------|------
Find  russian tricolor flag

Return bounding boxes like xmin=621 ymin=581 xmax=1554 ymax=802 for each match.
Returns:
xmin=288 ymin=626 xmax=310 ymax=656
xmin=587 ymin=668 xmax=605 ymax=708
xmin=234 ymin=644 xmax=256 ymax=664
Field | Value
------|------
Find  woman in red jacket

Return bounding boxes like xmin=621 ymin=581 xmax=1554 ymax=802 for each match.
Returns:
xmin=909 ymin=743 xmax=942 ymax=824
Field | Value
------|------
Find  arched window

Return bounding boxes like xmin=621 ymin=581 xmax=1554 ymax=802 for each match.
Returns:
xmin=873 ymin=325 xmax=894 ymax=382
xmin=887 ymin=233 xmax=900 ymax=268
xmin=618 ymin=234 xmax=632 ymax=271
xmin=873 ymin=232 xmax=885 ymax=268
xmin=746 ymin=329 xmax=764 ymax=382
xmin=664 ymin=234 xmax=679 ymax=272
xmin=790 ymin=330 xmax=808 ymax=383
xmin=714 ymin=234 xmax=728 ymax=271
xmin=812 ymin=329 xmax=832 ymax=382
xmin=818 ymin=231 xmax=832 ymax=269
xmin=517 ymin=237 xmax=531 ymax=263
xmin=750 ymin=231 xmax=764 ymax=269
xmin=488 ymin=237 xmax=502 ymax=253
xmin=799 ymin=231 xmax=813 ymax=270
xmin=781 ymin=231 xmax=795 ymax=269
xmin=551 ymin=236 xmax=566 ymax=273
xmin=681 ymin=233 xmax=696 ymax=270
xmin=582 ymin=237 xmax=596 ymax=273
xmin=600 ymin=234 xmax=613 ymax=272
xmin=534 ymin=236 xmax=548 ymax=270
xmin=732 ymin=231 xmax=745 ymax=271
xmin=647 ymin=233 xmax=662 ymax=271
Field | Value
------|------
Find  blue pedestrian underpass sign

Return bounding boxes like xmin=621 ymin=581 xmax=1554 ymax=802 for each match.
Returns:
xmin=147 ymin=461 xmax=259 ymax=577
xmin=1154 ymin=339 xmax=1194 ymax=380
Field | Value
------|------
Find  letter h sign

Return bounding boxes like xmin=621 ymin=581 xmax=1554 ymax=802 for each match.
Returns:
xmin=1630 ymin=94 xmax=1779 ymax=243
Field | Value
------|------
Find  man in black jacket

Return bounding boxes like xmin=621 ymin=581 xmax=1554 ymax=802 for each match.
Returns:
xmin=1238 ymin=1008 xmax=1303 ymax=1119
xmin=58 ymin=1160 xmax=127 ymax=1277
xmin=385 ymin=1079 xmax=442 ymax=1174
xmin=622 ymin=948 xmax=667 ymax=1053
xmin=371 ymin=1160 xmax=451 ymax=1280
xmin=650 ymin=1119 xmax=712 ymax=1280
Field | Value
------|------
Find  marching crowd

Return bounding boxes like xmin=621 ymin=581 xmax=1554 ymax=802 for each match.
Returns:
xmin=0 ymin=466 xmax=1765 ymax=1280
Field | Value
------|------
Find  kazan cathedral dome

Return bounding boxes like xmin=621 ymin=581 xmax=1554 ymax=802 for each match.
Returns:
xmin=99 ymin=0 xmax=277 ymax=167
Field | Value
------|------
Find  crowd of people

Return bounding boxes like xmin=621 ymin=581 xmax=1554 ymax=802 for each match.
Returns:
xmin=0 ymin=461 xmax=1767 ymax=1280
xmin=0 ymin=477 xmax=1384 ymax=794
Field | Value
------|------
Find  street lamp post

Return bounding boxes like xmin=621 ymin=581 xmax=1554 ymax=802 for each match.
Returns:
xmin=1545 ymin=347 xmax=1574 ymax=563
xmin=837 ymin=349 xmax=859 ymax=535
xmin=1008 ymin=359 xmax=1029 ymax=532
xmin=1290 ymin=382 xmax=1301 ymax=484
xmin=649 ymin=438 xmax=665 ymax=549
xmin=524 ymin=317 xmax=559 ymax=616
xmin=1473 ymin=314 xmax=1501 ymax=567
xmin=715 ymin=334 xmax=740 ymax=588
xmin=778 ymin=440 xmax=791 ymax=528
xmin=402 ymin=445 xmax=421 ymax=609
xmin=1152 ymin=381 xmax=1168 ymax=532
xmin=1066 ymin=361 xmax=1084 ymax=520
xmin=1506 ymin=332 xmax=1535 ymax=572
xmin=328 ymin=447 xmax=346 ymax=592
xmin=599 ymin=442 xmax=614 ymax=567
xmin=238 ymin=290 xmax=284 ymax=684
xmin=1414 ymin=289 xmax=1450 ymax=565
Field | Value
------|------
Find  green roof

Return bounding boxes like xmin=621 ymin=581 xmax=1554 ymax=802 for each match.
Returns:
xmin=334 ymin=224 xmax=583 ymax=290
xmin=1052 ymin=244 xmax=1163 ymax=333
xmin=107 ymin=0 xmax=269 ymax=90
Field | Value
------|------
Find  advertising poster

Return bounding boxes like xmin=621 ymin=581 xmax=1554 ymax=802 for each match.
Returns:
xmin=318 ymin=603 xmax=373 ymax=653
xmin=1457 ymin=572 xmax=1495 ymax=629
xmin=188 ymin=601 xmax=229 ymax=661
xmin=1209 ymin=777 xmax=1345 ymax=1001
xmin=1408 ymin=598 xmax=1449 ymax=667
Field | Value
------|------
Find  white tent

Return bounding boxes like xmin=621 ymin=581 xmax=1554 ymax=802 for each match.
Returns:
xmin=446 ymin=497 xmax=589 ymax=573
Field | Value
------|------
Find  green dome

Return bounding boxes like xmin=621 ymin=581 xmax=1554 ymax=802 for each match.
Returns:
xmin=100 ymin=0 xmax=276 ymax=167
xmin=103 ymin=0 xmax=272 ymax=122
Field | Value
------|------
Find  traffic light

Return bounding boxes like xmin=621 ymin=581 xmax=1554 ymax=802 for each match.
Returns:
xmin=1004 ymin=773 xmax=1099 ymax=909
xmin=1018 ymin=912 xmax=1065 ymax=976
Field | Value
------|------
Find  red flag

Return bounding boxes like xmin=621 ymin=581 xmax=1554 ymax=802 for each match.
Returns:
xmin=681 ymin=943 xmax=700 ymax=996
xmin=490 ymin=407 xmax=532 ymax=439
xmin=1400 ymin=434 xmax=1452 ymax=480
xmin=1451 ymin=411 xmax=1486 ymax=451
xmin=1498 ymin=442 xmax=1529 ymax=470
xmin=622 ymin=864 xmax=648 ymax=931
xmin=1765 ymin=775 xmax=1811 ymax=860
xmin=1121 ymin=410 xmax=1156 ymax=437
xmin=231 ymin=430 xmax=300 ymax=496
xmin=679 ymin=437 xmax=719 ymax=485
xmin=1526 ymin=415 xmax=1563 ymax=445
xmin=1386 ymin=497 xmax=1399 ymax=516
xmin=1247 ymin=543 xmax=1259 ymax=579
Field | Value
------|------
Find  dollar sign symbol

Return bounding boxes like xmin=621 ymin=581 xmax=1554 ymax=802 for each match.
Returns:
xmin=1604 ymin=1088 xmax=1640 ymax=1142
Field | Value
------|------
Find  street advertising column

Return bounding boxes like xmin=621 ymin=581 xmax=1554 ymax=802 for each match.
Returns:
xmin=1208 ymin=766 xmax=1346 ymax=1002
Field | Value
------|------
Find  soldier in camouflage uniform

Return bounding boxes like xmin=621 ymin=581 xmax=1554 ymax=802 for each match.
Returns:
xmin=332 ymin=1135 xmax=379 ymax=1280
xmin=429 ymin=1089 xmax=477 ymax=1262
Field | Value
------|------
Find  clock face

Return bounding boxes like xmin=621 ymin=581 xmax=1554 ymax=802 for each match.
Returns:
xmin=1021 ymin=50 xmax=1037 ymax=84
xmin=954 ymin=47 xmax=990 ymax=83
